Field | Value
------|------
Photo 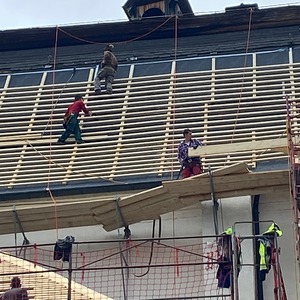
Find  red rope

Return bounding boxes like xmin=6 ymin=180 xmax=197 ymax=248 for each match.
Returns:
xmin=58 ymin=16 xmax=173 ymax=45
xmin=230 ymin=8 xmax=254 ymax=144
xmin=171 ymin=15 xmax=178 ymax=180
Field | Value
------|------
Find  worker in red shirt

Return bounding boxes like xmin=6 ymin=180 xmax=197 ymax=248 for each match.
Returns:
xmin=56 ymin=94 xmax=92 ymax=145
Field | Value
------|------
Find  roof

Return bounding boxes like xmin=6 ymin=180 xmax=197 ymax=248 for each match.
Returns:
xmin=0 ymin=5 xmax=300 ymax=73
xmin=1 ymin=5 xmax=300 ymax=52
xmin=0 ymin=53 xmax=293 ymax=195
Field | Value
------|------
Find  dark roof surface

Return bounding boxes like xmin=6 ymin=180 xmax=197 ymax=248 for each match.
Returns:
xmin=1 ymin=5 xmax=300 ymax=52
xmin=1 ymin=6 xmax=300 ymax=73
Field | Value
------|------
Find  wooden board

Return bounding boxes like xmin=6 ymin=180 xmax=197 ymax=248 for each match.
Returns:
xmin=102 ymin=170 xmax=288 ymax=231
xmin=188 ymin=138 xmax=288 ymax=157
xmin=0 ymin=135 xmax=108 ymax=147
xmin=0 ymin=165 xmax=289 ymax=235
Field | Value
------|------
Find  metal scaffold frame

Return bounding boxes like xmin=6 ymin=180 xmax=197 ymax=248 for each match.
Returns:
xmin=285 ymin=94 xmax=300 ymax=271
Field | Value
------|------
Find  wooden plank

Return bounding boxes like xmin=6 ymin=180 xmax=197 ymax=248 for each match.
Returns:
xmin=0 ymin=163 xmax=289 ymax=234
xmin=179 ymin=184 xmax=288 ymax=204
xmin=182 ymin=162 xmax=250 ymax=180
xmin=0 ymin=199 xmax=115 ymax=234
xmin=93 ymin=191 xmax=175 ymax=227
xmin=103 ymin=170 xmax=288 ymax=231
xmin=0 ymin=135 xmax=108 ymax=147
xmin=188 ymin=138 xmax=288 ymax=157
xmin=103 ymin=196 xmax=179 ymax=231
xmin=104 ymin=183 xmax=288 ymax=231
xmin=163 ymin=170 xmax=288 ymax=194
xmin=92 ymin=186 xmax=166 ymax=215
xmin=103 ymin=171 xmax=288 ymax=230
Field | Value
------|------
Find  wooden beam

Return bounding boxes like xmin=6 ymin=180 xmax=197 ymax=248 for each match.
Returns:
xmin=103 ymin=182 xmax=289 ymax=232
xmin=0 ymin=166 xmax=289 ymax=235
xmin=102 ymin=170 xmax=288 ymax=231
xmin=188 ymin=138 xmax=288 ymax=157
xmin=0 ymin=135 xmax=108 ymax=147
xmin=181 ymin=162 xmax=250 ymax=180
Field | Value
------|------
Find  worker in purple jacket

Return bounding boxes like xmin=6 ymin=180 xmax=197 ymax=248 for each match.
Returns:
xmin=177 ymin=128 xmax=204 ymax=178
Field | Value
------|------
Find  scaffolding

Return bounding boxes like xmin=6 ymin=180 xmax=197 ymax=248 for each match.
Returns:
xmin=285 ymin=95 xmax=300 ymax=269
xmin=0 ymin=224 xmax=287 ymax=300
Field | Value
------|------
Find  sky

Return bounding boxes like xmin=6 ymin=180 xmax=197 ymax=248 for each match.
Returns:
xmin=0 ymin=0 xmax=300 ymax=30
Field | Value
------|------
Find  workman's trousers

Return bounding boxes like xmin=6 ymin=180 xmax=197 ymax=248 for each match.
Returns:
xmin=94 ymin=66 xmax=115 ymax=93
xmin=181 ymin=161 xmax=202 ymax=178
xmin=58 ymin=115 xmax=83 ymax=143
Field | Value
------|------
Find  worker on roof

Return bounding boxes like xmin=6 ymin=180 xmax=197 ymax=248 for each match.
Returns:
xmin=94 ymin=44 xmax=118 ymax=95
xmin=177 ymin=128 xmax=204 ymax=178
xmin=56 ymin=94 xmax=92 ymax=145
xmin=0 ymin=277 xmax=29 ymax=300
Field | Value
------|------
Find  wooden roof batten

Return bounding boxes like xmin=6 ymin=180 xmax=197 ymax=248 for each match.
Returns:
xmin=0 ymin=56 xmax=296 ymax=189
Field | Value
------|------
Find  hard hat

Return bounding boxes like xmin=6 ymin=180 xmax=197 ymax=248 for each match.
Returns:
xmin=104 ymin=44 xmax=114 ymax=51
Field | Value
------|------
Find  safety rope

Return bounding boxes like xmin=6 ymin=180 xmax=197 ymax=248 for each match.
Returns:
xmin=26 ymin=141 xmax=128 ymax=184
xmin=230 ymin=7 xmax=253 ymax=144
xmin=57 ymin=16 xmax=173 ymax=46
xmin=41 ymin=67 xmax=76 ymax=136
xmin=216 ymin=8 xmax=254 ymax=234
xmin=224 ymin=6 xmax=287 ymax=163
xmin=19 ymin=14 xmax=180 ymax=240
xmin=46 ymin=26 xmax=60 ymax=240
xmin=171 ymin=15 xmax=178 ymax=181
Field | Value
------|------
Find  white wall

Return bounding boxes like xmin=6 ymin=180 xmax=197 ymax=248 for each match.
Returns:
xmin=259 ymin=190 xmax=300 ymax=299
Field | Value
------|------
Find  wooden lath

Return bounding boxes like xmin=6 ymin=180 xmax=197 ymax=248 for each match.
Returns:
xmin=0 ymin=58 xmax=298 ymax=188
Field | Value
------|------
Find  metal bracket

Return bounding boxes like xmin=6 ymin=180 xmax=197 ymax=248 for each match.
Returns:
xmin=208 ymin=166 xmax=219 ymax=236
xmin=114 ymin=197 xmax=131 ymax=239
xmin=12 ymin=205 xmax=30 ymax=256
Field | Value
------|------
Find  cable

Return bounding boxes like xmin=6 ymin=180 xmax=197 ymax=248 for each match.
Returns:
xmin=26 ymin=141 xmax=129 ymax=185
xmin=46 ymin=26 xmax=59 ymax=240
xmin=41 ymin=67 xmax=77 ymax=136
xmin=133 ymin=217 xmax=162 ymax=278
xmin=230 ymin=7 xmax=254 ymax=145
xmin=57 ymin=16 xmax=173 ymax=46
xmin=171 ymin=15 xmax=179 ymax=181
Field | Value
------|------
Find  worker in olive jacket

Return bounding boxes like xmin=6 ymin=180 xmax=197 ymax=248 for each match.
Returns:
xmin=94 ymin=44 xmax=118 ymax=95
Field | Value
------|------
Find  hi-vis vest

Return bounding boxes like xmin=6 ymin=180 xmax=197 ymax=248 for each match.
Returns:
xmin=258 ymin=223 xmax=282 ymax=272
